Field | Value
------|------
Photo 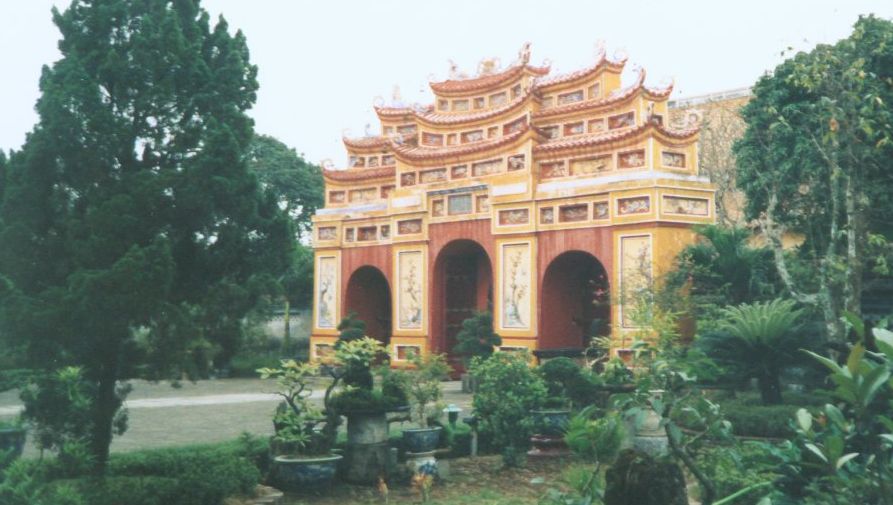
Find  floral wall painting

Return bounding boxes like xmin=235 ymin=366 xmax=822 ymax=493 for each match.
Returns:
xmin=316 ymin=256 xmax=337 ymax=329
xmin=398 ymin=251 xmax=423 ymax=330
xmin=397 ymin=219 xmax=422 ymax=235
xmin=618 ymin=149 xmax=646 ymax=169
xmin=594 ymin=201 xmax=610 ymax=220
xmin=318 ymin=226 xmax=337 ymax=241
xmin=540 ymin=207 xmax=554 ymax=224
xmin=663 ymin=195 xmax=709 ymax=216
xmin=501 ymin=242 xmax=532 ymax=329
xmin=499 ymin=208 xmax=529 ymax=226
xmin=620 ymin=235 xmax=653 ymax=328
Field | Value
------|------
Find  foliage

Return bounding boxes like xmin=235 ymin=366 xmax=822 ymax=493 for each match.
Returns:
xmin=540 ymin=408 xmax=626 ymax=505
xmin=398 ymin=352 xmax=452 ymax=428
xmin=20 ymin=367 xmax=128 ymax=455
xmin=258 ymin=360 xmax=336 ymax=456
xmin=664 ymin=225 xmax=781 ymax=327
xmin=470 ymin=351 xmax=547 ymax=467
xmin=0 ymin=436 xmax=266 ymax=505
xmin=538 ymin=357 xmax=602 ymax=409
xmin=334 ymin=336 xmax=386 ymax=390
xmin=328 ymin=337 xmax=404 ymax=414
xmin=699 ymin=299 xmax=806 ymax=404
xmin=336 ymin=312 xmax=368 ymax=344
xmin=453 ymin=312 xmax=502 ymax=362
xmin=613 ymin=331 xmax=764 ymax=505
xmin=599 ymin=358 xmax=635 ymax=386
xmin=246 ymin=134 xmax=323 ymax=242
xmin=0 ymin=0 xmax=293 ymax=472
xmin=734 ymin=15 xmax=893 ymax=345
xmin=769 ymin=321 xmax=893 ymax=503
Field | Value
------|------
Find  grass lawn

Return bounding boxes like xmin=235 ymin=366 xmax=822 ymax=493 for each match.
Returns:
xmin=280 ymin=455 xmax=577 ymax=505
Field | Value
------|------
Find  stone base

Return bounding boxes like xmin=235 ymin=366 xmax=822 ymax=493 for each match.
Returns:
xmin=632 ymin=435 xmax=668 ymax=457
xmin=527 ymin=435 xmax=571 ymax=458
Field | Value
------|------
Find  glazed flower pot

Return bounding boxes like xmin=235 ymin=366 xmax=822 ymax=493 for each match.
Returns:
xmin=0 ymin=427 xmax=26 ymax=463
xmin=531 ymin=409 xmax=570 ymax=437
xmin=272 ymin=453 xmax=343 ymax=491
xmin=402 ymin=426 xmax=443 ymax=454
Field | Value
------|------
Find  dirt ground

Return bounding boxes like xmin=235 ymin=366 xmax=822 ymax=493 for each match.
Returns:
xmin=281 ymin=455 xmax=576 ymax=505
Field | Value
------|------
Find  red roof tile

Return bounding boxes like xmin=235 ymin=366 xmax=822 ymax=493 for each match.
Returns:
xmin=415 ymin=88 xmax=538 ymax=126
xmin=533 ymin=54 xmax=625 ymax=89
xmin=534 ymin=121 xmax=698 ymax=154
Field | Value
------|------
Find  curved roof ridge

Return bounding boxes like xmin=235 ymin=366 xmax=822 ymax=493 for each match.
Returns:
xmin=415 ymin=87 xmax=539 ymax=126
xmin=534 ymin=121 xmax=698 ymax=154
xmin=532 ymin=69 xmax=647 ymax=119
xmin=430 ymin=64 xmax=550 ymax=94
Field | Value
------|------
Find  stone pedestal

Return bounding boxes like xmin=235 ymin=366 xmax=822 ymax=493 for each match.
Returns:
xmin=345 ymin=412 xmax=391 ymax=484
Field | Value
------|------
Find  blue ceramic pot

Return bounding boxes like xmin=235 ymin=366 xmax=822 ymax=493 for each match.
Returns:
xmin=272 ymin=454 xmax=343 ymax=491
xmin=402 ymin=426 xmax=442 ymax=454
xmin=532 ymin=409 xmax=570 ymax=437
xmin=0 ymin=427 xmax=26 ymax=463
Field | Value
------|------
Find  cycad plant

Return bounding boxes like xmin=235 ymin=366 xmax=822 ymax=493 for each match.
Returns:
xmin=701 ymin=298 xmax=805 ymax=404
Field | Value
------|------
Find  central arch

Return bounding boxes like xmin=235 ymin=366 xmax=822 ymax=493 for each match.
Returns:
xmin=540 ymin=250 xmax=610 ymax=350
xmin=344 ymin=265 xmax=392 ymax=344
xmin=431 ymin=239 xmax=493 ymax=364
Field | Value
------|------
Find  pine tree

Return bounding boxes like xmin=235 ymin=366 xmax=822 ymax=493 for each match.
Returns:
xmin=0 ymin=0 xmax=293 ymax=472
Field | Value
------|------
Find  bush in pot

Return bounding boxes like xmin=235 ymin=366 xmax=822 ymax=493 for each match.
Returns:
xmin=258 ymin=360 xmax=341 ymax=491
xmin=470 ymin=351 xmax=547 ymax=467
xmin=398 ymin=352 xmax=452 ymax=453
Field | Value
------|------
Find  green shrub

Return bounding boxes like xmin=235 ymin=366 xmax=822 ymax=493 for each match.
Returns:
xmin=538 ymin=357 xmax=603 ymax=409
xmin=470 ymin=352 xmax=547 ymax=466
xmin=228 ymin=351 xmax=282 ymax=378
xmin=453 ymin=311 xmax=501 ymax=361
xmin=697 ymin=443 xmax=779 ymax=505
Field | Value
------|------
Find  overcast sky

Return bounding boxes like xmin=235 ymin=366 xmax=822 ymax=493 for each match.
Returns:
xmin=2 ymin=1 xmax=892 ymax=166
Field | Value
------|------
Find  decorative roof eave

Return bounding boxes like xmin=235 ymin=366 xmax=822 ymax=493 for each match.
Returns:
xmin=323 ymin=165 xmax=396 ymax=183
xmin=532 ymin=69 xmax=650 ymax=120
xmin=391 ymin=122 xmax=543 ymax=165
xmin=429 ymin=64 xmax=550 ymax=96
xmin=414 ymin=88 xmax=541 ymax=128
xmin=374 ymin=104 xmax=432 ymax=121
xmin=342 ymin=132 xmax=414 ymax=152
xmin=533 ymin=53 xmax=626 ymax=92
xmin=533 ymin=121 xmax=698 ymax=158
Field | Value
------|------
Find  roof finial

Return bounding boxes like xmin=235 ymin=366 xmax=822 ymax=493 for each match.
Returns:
xmin=320 ymin=159 xmax=335 ymax=170
xmin=364 ymin=123 xmax=373 ymax=137
xmin=594 ymin=40 xmax=606 ymax=60
xmin=477 ymin=57 xmax=500 ymax=76
xmin=391 ymin=85 xmax=404 ymax=107
xmin=517 ymin=42 xmax=532 ymax=65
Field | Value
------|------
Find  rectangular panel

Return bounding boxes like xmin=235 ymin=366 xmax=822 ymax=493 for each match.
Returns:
xmin=498 ymin=208 xmax=529 ymax=226
xmin=608 ymin=111 xmax=635 ymax=129
xmin=397 ymin=251 xmax=424 ymax=330
xmin=618 ymin=149 xmax=646 ymax=169
xmin=559 ymin=204 xmax=589 ymax=222
xmin=317 ymin=226 xmax=337 ymax=241
xmin=618 ymin=196 xmax=651 ymax=215
xmin=349 ymin=187 xmax=377 ymax=203
xmin=357 ymin=226 xmax=377 ymax=241
xmin=419 ymin=168 xmax=447 ymax=183
xmin=448 ymin=194 xmax=473 ymax=215
xmin=593 ymin=201 xmax=610 ymax=220
xmin=661 ymin=151 xmax=686 ymax=169
xmin=507 ymin=154 xmax=526 ymax=171
xmin=571 ymin=155 xmax=612 ymax=175
xmin=397 ymin=219 xmax=422 ymax=235
xmin=620 ymin=235 xmax=653 ymax=327
xmin=663 ymin=195 xmax=709 ymax=216
xmin=316 ymin=256 xmax=338 ymax=329
xmin=451 ymin=165 xmax=468 ymax=179
xmin=472 ymin=159 xmax=502 ymax=177
xmin=501 ymin=242 xmax=532 ymax=329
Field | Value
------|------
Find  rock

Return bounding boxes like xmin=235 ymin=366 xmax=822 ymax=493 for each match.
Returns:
xmin=604 ymin=449 xmax=687 ymax=505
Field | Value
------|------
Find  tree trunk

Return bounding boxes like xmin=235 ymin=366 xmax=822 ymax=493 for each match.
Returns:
xmin=90 ymin=360 xmax=120 ymax=475
xmin=758 ymin=371 xmax=783 ymax=405
xmin=282 ymin=299 xmax=291 ymax=355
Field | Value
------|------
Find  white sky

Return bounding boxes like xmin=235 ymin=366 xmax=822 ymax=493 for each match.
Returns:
xmin=2 ymin=1 xmax=892 ymax=166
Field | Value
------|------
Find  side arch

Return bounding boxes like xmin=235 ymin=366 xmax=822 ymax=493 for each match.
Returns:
xmin=539 ymin=250 xmax=610 ymax=350
xmin=344 ymin=265 xmax=392 ymax=344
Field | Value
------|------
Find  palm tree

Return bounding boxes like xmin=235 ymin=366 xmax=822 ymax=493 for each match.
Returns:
xmin=700 ymin=298 xmax=805 ymax=404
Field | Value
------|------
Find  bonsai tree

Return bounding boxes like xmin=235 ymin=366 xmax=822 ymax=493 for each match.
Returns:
xmin=698 ymin=298 xmax=806 ymax=404
xmin=453 ymin=312 xmax=502 ymax=361
xmin=538 ymin=357 xmax=601 ymax=410
xmin=402 ymin=352 xmax=452 ymax=428
xmin=329 ymin=337 xmax=402 ymax=414
xmin=337 ymin=312 xmax=367 ymax=343
xmin=258 ymin=360 xmax=338 ymax=457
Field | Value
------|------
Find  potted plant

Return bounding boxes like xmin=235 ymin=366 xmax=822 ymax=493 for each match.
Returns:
xmin=327 ymin=337 xmax=401 ymax=484
xmin=399 ymin=352 xmax=452 ymax=454
xmin=453 ymin=311 xmax=501 ymax=393
xmin=258 ymin=360 xmax=341 ymax=491
xmin=0 ymin=417 xmax=26 ymax=468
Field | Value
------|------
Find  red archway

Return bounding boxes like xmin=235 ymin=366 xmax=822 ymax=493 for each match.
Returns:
xmin=344 ymin=265 xmax=392 ymax=344
xmin=431 ymin=240 xmax=493 ymax=361
xmin=540 ymin=250 xmax=610 ymax=350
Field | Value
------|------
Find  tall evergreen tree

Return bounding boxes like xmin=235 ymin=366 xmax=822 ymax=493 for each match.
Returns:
xmin=0 ymin=0 xmax=293 ymax=472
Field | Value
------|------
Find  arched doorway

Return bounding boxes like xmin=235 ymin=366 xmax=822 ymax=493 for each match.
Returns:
xmin=344 ymin=266 xmax=392 ymax=344
xmin=540 ymin=251 xmax=610 ymax=350
xmin=432 ymin=240 xmax=493 ymax=363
